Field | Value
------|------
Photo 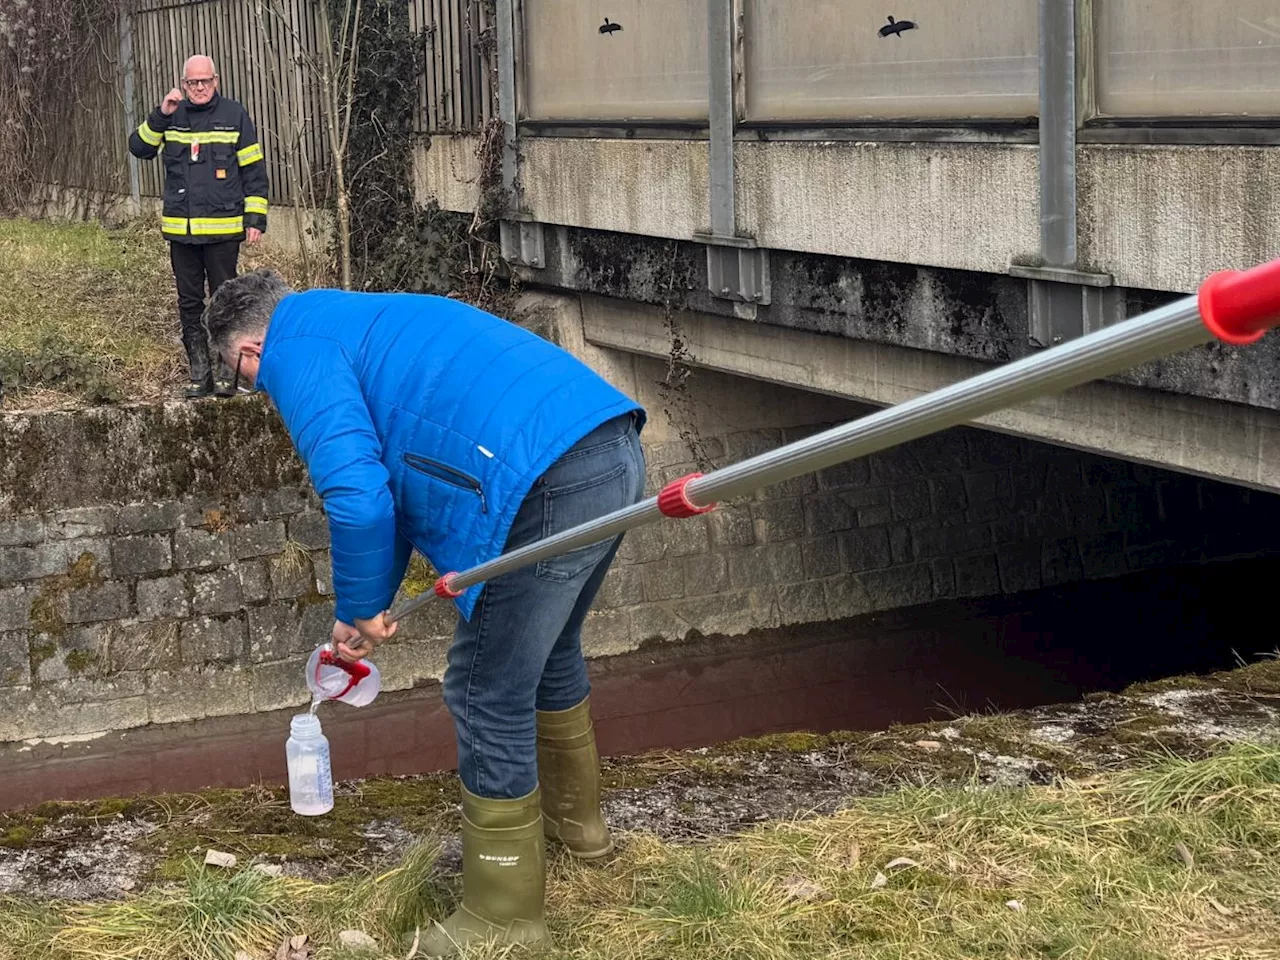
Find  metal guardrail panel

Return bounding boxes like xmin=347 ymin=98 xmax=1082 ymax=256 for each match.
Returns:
xmin=1096 ymin=0 xmax=1280 ymax=118
xmin=520 ymin=0 xmax=709 ymax=122
xmin=742 ymin=0 xmax=1039 ymax=122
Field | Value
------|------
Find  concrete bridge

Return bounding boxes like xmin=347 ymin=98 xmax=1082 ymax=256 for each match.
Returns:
xmin=420 ymin=136 xmax=1280 ymax=493
xmin=415 ymin=0 xmax=1280 ymax=493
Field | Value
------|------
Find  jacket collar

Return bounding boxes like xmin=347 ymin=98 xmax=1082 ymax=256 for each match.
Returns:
xmin=187 ymin=91 xmax=221 ymax=113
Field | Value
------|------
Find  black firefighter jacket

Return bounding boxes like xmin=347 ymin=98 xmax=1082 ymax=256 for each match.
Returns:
xmin=128 ymin=92 xmax=269 ymax=245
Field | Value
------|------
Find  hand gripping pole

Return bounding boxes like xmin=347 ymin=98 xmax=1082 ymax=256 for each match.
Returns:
xmin=386 ymin=257 xmax=1280 ymax=626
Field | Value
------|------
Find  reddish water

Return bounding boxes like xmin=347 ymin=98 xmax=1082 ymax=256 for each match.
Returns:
xmin=0 ymin=557 xmax=1264 ymax=811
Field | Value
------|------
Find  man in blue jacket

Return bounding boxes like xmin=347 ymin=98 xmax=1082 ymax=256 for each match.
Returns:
xmin=203 ymin=268 xmax=646 ymax=955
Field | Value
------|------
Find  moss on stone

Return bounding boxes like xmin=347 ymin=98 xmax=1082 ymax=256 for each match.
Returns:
xmin=134 ymin=777 xmax=461 ymax=879
xmin=28 ymin=639 xmax=57 ymax=674
xmin=64 ymin=649 xmax=99 ymax=676
xmin=202 ymin=509 xmax=234 ymax=533
xmin=717 ymin=731 xmax=837 ymax=754
xmin=27 ymin=552 xmax=104 ymax=641
xmin=67 ymin=553 xmax=100 ymax=588
xmin=1207 ymin=657 xmax=1280 ymax=696
xmin=1123 ymin=673 xmax=1215 ymax=698
xmin=401 ymin=555 xmax=435 ymax=600
xmin=297 ymin=590 xmax=331 ymax=610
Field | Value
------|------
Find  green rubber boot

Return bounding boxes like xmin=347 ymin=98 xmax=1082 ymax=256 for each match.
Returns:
xmin=537 ymin=696 xmax=615 ymax=859
xmin=413 ymin=785 xmax=549 ymax=957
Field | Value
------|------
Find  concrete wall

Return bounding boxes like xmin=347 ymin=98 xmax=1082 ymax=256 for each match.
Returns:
xmin=2 ymin=297 xmax=1277 ymax=744
xmin=415 ymin=135 xmax=1280 ymax=294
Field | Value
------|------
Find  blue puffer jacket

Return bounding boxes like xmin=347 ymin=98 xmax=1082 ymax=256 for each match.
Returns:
xmin=256 ymin=289 xmax=645 ymax=622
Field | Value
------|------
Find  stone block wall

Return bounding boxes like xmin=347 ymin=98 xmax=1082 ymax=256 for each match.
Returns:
xmin=0 ymin=399 xmax=454 ymax=743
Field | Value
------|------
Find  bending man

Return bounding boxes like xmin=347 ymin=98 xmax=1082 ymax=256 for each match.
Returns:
xmin=203 ymin=269 xmax=646 ymax=956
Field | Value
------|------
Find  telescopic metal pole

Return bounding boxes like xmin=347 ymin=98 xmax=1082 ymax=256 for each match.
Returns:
xmin=387 ymin=258 xmax=1280 ymax=624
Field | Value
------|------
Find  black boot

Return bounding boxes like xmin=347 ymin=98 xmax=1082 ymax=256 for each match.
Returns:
xmin=183 ymin=334 xmax=214 ymax=400
xmin=213 ymin=357 xmax=238 ymax=398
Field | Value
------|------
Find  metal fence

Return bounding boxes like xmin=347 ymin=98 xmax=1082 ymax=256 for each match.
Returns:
xmin=42 ymin=1 xmax=1280 ymax=209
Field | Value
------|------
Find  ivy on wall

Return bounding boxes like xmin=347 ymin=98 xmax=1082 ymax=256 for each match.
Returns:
xmin=331 ymin=0 xmax=515 ymax=312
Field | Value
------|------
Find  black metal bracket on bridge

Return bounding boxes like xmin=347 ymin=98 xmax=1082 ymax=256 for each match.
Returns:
xmin=499 ymin=215 xmax=546 ymax=270
xmin=1011 ymin=263 xmax=1124 ymax=347
xmin=691 ymin=232 xmax=772 ymax=312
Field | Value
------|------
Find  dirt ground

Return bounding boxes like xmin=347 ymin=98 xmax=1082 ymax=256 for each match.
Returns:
xmin=1 ymin=657 xmax=1276 ymax=903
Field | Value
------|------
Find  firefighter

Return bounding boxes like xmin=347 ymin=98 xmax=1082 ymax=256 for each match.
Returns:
xmin=128 ymin=55 xmax=269 ymax=399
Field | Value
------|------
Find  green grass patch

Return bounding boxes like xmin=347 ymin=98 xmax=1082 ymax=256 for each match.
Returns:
xmin=3 ymin=744 xmax=1277 ymax=959
xmin=0 ymin=216 xmax=304 ymax=409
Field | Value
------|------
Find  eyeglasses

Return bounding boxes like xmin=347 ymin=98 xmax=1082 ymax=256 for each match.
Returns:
xmin=225 ymin=343 xmax=261 ymax=396
xmin=184 ymin=77 xmax=217 ymax=88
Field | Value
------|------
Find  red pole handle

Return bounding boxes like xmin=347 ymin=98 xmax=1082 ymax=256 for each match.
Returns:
xmin=1198 ymin=258 xmax=1280 ymax=346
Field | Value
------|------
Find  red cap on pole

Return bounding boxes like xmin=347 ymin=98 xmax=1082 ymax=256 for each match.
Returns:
xmin=658 ymin=473 xmax=718 ymax=518
xmin=434 ymin=573 xmax=463 ymax=599
xmin=1198 ymin=258 xmax=1280 ymax=346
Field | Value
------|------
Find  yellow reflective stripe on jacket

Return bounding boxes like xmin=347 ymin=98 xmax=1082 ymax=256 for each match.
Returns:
xmin=237 ymin=143 xmax=264 ymax=166
xmin=163 ymin=130 xmax=241 ymax=145
xmin=243 ymin=196 xmax=269 ymax=216
xmin=161 ymin=217 xmax=188 ymax=235
xmin=189 ymin=216 xmax=244 ymax=236
xmin=137 ymin=121 xmax=163 ymax=147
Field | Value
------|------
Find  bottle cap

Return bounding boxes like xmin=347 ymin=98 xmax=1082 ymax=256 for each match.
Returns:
xmin=290 ymin=712 xmax=322 ymax=738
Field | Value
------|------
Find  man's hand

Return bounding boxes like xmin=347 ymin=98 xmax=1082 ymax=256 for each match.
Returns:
xmin=160 ymin=88 xmax=183 ymax=116
xmin=333 ymin=613 xmax=398 ymax=662
xmin=246 ymin=227 xmax=263 ymax=245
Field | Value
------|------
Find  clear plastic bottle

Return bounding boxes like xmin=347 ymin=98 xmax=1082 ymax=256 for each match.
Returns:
xmin=286 ymin=712 xmax=334 ymax=816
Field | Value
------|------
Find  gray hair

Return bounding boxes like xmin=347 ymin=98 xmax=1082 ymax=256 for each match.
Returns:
xmin=203 ymin=268 xmax=293 ymax=355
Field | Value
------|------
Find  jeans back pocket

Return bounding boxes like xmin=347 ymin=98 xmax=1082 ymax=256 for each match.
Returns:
xmin=535 ymin=461 xmax=631 ymax=583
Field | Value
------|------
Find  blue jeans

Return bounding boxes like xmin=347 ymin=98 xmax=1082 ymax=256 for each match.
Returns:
xmin=442 ymin=411 xmax=646 ymax=799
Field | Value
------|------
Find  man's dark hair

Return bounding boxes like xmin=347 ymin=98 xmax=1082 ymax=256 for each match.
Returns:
xmin=203 ymin=268 xmax=293 ymax=355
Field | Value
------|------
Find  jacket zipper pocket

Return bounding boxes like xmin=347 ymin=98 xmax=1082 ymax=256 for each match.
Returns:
xmin=403 ymin=454 xmax=488 ymax=513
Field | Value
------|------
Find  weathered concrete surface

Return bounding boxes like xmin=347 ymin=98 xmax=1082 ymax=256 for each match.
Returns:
xmin=418 ymin=136 xmax=1036 ymax=274
xmin=515 ymin=225 xmax=1280 ymax=414
xmin=579 ymin=292 xmax=1280 ymax=493
xmin=0 ymin=400 xmax=306 ymax=515
xmin=734 ymin=140 xmax=1040 ymax=275
xmin=415 ymin=135 xmax=1280 ymax=291
xmin=410 ymin=137 xmax=482 ymax=215
xmin=1079 ymin=144 xmax=1280 ymax=293
xmin=520 ymin=137 xmax=711 ymax=243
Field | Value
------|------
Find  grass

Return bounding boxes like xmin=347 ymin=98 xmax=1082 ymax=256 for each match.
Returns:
xmin=0 ymin=215 xmax=306 ymax=409
xmin=52 ymin=863 xmax=308 ymax=960
xmin=1 ymin=742 xmax=1277 ymax=960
